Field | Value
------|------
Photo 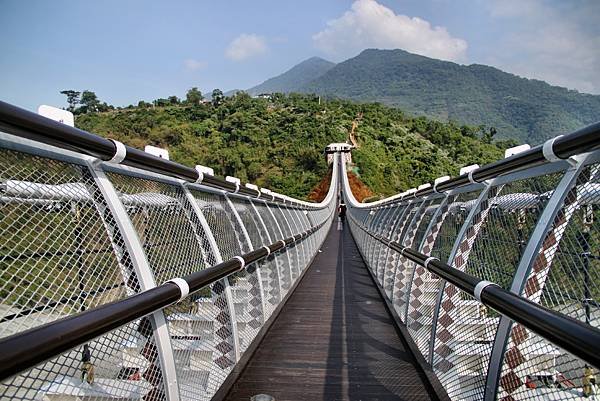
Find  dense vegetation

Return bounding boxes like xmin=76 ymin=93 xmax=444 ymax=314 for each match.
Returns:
xmin=76 ymin=92 xmax=513 ymax=199
xmin=248 ymin=49 xmax=600 ymax=145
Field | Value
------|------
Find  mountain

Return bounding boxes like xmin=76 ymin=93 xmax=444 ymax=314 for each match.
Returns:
xmin=262 ymin=49 xmax=600 ymax=144
xmin=247 ymin=57 xmax=336 ymax=95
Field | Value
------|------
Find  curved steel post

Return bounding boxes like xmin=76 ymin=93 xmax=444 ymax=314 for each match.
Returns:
xmin=403 ymin=194 xmax=451 ymax=328
xmin=483 ymin=158 xmax=588 ymax=401
xmin=374 ymin=205 xmax=403 ymax=280
xmin=181 ymin=187 xmax=242 ymax=365
xmin=428 ymin=182 xmax=492 ymax=366
xmin=249 ymin=199 xmax=284 ymax=307
xmin=264 ymin=201 xmax=295 ymax=292
xmin=391 ymin=198 xmax=430 ymax=320
xmin=87 ymin=162 xmax=181 ymax=401
xmin=224 ymin=194 xmax=268 ymax=335
xmin=276 ymin=204 xmax=302 ymax=281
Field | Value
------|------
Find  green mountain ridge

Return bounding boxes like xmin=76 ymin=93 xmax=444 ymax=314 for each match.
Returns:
xmin=248 ymin=49 xmax=600 ymax=145
xmin=248 ymin=57 xmax=336 ymax=95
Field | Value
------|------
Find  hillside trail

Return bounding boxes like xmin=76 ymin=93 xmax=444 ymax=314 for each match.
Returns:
xmin=349 ymin=112 xmax=362 ymax=148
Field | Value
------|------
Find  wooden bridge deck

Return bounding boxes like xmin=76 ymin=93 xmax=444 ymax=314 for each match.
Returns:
xmin=224 ymin=222 xmax=437 ymax=401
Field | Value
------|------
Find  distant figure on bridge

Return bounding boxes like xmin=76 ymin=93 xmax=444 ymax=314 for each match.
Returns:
xmin=338 ymin=203 xmax=346 ymax=222
xmin=81 ymin=344 xmax=94 ymax=384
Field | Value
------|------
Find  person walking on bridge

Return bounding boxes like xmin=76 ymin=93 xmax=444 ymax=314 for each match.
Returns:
xmin=338 ymin=202 xmax=346 ymax=222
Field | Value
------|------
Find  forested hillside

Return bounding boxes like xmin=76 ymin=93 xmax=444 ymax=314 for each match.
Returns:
xmin=76 ymin=92 xmax=511 ymax=200
xmin=248 ymin=50 xmax=600 ymax=145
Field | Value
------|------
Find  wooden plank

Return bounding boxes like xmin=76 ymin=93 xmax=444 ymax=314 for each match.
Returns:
xmin=223 ymin=224 xmax=438 ymax=401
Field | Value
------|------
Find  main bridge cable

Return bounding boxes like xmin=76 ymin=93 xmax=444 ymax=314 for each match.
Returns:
xmin=339 ymin=155 xmax=600 ymax=371
xmin=0 ymin=220 xmax=329 ymax=382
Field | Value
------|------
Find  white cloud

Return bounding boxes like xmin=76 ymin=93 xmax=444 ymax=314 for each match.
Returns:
xmin=225 ymin=34 xmax=268 ymax=61
xmin=487 ymin=0 xmax=600 ymax=94
xmin=183 ymin=59 xmax=207 ymax=71
xmin=312 ymin=0 xmax=467 ymax=62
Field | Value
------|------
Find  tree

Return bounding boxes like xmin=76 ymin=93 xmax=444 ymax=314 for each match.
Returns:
xmin=154 ymin=98 xmax=169 ymax=107
xmin=80 ymin=90 xmax=101 ymax=113
xmin=168 ymin=95 xmax=180 ymax=105
xmin=481 ymin=126 xmax=497 ymax=144
xmin=60 ymin=90 xmax=80 ymax=112
xmin=211 ymin=89 xmax=224 ymax=107
xmin=186 ymin=87 xmax=203 ymax=105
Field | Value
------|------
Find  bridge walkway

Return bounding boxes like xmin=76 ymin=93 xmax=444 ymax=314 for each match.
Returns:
xmin=224 ymin=221 xmax=437 ymax=401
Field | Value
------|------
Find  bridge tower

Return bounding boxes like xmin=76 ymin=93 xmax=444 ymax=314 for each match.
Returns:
xmin=324 ymin=142 xmax=353 ymax=165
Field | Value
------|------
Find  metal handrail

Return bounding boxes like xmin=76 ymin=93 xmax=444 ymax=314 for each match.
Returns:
xmin=0 ymin=209 xmax=332 ymax=382
xmin=351 ymin=215 xmax=600 ymax=370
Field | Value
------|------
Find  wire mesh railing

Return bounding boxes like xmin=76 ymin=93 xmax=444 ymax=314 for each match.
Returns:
xmin=0 ymin=101 xmax=339 ymax=401
xmin=342 ymin=122 xmax=600 ymax=401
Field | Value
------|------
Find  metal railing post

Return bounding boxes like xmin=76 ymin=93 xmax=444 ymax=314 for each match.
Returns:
xmin=87 ymin=161 xmax=181 ymax=401
xmin=391 ymin=198 xmax=430 ymax=320
xmin=378 ymin=202 xmax=410 ymax=286
xmin=276 ymin=204 xmax=302 ymax=281
xmin=483 ymin=157 xmax=588 ymax=401
xmin=374 ymin=205 xmax=403 ymax=280
xmin=428 ymin=182 xmax=492 ymax=365
xmin=264 ymin=201 xmax=295 ymax=292
xmin=180 ymin=187 xmax=242 ymax=364
xmin=224 ymin=195 xmax=268 ymax=333
xmin=249 ymin=199 xmax=284 ymax=307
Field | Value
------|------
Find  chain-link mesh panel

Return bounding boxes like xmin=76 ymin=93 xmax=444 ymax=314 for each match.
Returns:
xmin=369 ymin=206 xmax=393 ymax=276
xmin=365 ymin=208 xmax=386 ymax=268
xmin=0 ymin=150 xmax=130 ymax=340
xmin=248 ymin=201 xmax=283 ymax=317
xmin=432 ymin=173 xmax=561 ymax=401
xmin=433 ymin=190 xmax=482 ymax=263
xmin=106 ymin=174 xmax=240 ymax=398
xmin=406 ymin=194 xmax=455 ymax=361
xmin=282 ymin=207 xmax=306 ymax=271
xmin=406 ymin=190 xmax=482 ymax=362
xmin=466 ymin=174 xmax=560 ymax=290
xmin=496 ymin=164 xmax=600 ymax=401
xmin=432 ymin=185 xmax=502 ymax=401
xmin=253 ymin=201 xmax=293 ymax=297
xmin=106 ymin=173 xmax=210 ymax=283
xmin=383 ymin=201 xmax=423 ymax=298
xmin=188 ymin=190 xmax=243 ymax=262
xmin=393 ymin=199 xmax=435 ymax=321
xmin=1 ymin=317 xmax=168 ymax=401
xmin=230 ymin=197 xmax=281 ymax=322
xmin=373 ymin=206 xmax=400 ymax=285
xmin=271 ymin=205 xmax=300 ymax=283
xmin=163 ymin=294 xmax=229 ymax=401
xmin=224 ymin=197 xmax=265 ymax=355
xmin=373 ymin=206 xmax=402 ymax=280
xmin=397 ymin=197 xmax=445 ymax=330
xmin=292 ymin=208 xmax=313 ymax=270
xmin=378 ymin=204 xmax=408 ymax=294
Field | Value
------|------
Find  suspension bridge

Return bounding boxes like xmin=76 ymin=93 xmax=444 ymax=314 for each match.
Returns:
xmin=0 ymin=100 xmax=599 ymax=401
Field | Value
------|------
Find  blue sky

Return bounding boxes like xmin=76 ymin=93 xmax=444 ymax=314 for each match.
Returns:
xmin=1 ymin=0 xmax=599 ymax=111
